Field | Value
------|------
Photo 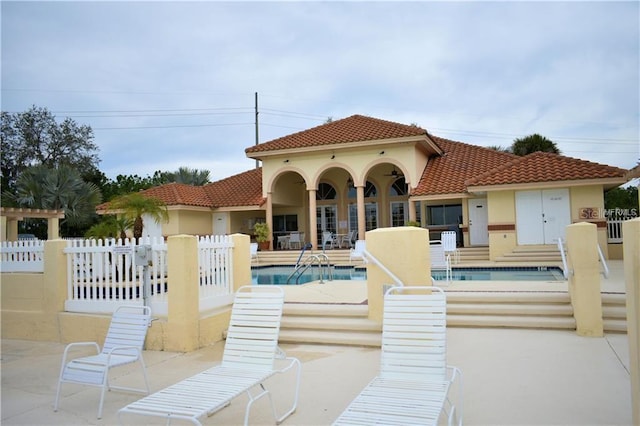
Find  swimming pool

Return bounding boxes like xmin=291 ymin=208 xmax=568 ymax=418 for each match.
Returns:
xmin=251 ymin=265 xmax=565 ymax=285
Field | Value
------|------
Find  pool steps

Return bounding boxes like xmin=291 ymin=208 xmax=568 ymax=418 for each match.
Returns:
xmin=278 ymin=292 xmax=627 ymax=347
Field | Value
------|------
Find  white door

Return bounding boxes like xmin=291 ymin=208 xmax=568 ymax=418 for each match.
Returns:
xmin=468 ymin=198 xmax=488 ymax=246
xmin=542 ymin=189 xmax=571 ymax=244
xmin=516 ymin=189 xmax=570 ymax=245
xmin=141 ymin=214 xmax=162 ymax=239
xmin=213 ymin=213 xmax=227 ymax=235
xmin=516 ymin=190 xmax=545 ymax=245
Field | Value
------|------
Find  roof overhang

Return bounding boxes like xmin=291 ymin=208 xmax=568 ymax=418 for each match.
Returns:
xmin=246 ymin=135 xmax=442 ymax=160
xmin=466 ymin=177 xmax=627 ymax=193
xmin=213 ymin=205 xmax=265 ymax=212
xmin=410 ymin=192 xmax=471 ymax=202
xmin=0 ymin=207 xmax=65 ymax=220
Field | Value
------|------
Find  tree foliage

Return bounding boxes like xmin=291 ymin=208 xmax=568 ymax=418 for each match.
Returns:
xmin=605 ymin=186 xmax=638 ymax=213
xmin=7 ymin=165 xmax=102 ymax=237
xmin=511 ymin=133 xmax=560 ymax=156
xmin=107 ymin=192 xmax=169 ymax=240
xmin=1 ymin=106 xmax=100 ymax=193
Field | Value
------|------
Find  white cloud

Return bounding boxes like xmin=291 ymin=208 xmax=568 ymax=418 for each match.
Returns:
xmin=2 ymin=1 xmax=638 ymax=179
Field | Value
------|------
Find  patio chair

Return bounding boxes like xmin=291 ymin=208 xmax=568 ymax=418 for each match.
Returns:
xmin=349 ymin=240 xmax=367 ymax=265
xmin=333 ymin=286 xmax=463 ymax=426
xmin=289 ymin=231 xmax=302 ymax=250
xmin=339 ymin=230 xmax=357 ymax=249
xmin=430 ymin=240 xmax=452 ymax=284
xmin=441 ymin=231 xmax=459 ymax=264
xmin=117 ymin=286 xmax=301 ymax=426
xmin=322 ymin=231 xmax=336 ymax=250
xmin=54 ymin=305 xmax=151 ymax=419
xmin=250 ymin=242 xmax=258 ymax=263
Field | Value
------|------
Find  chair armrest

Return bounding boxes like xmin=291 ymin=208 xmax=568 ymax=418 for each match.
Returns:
xmin=106 ymin=345 xmax=142 ymax=359
xmin=61 ymin=342 xmax=100 ymax=364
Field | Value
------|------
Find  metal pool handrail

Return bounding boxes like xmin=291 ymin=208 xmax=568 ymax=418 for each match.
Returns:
xmin=597 ymin=244 xmax=610 ymax=278
xmin=557 ymin=238 xmax=569 ymax=279
xmin=287 ymin=253 xmax=333 ymax=284
xmin=557 ymin=237 xmax=609 ymax=279
xmin=361 ymin=248 xmax=404 ymax=287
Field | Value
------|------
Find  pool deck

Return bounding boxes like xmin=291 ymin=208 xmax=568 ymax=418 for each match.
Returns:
xmin=1 ymin=261 xmax=634 ymax=425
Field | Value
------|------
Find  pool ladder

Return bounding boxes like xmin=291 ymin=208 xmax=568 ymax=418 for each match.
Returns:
xmin=286 ymin=254 xmax=333 ymax=284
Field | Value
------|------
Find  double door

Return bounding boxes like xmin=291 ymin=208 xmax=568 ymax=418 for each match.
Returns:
xmin=516 ymin=189 xmax=570 ymax=245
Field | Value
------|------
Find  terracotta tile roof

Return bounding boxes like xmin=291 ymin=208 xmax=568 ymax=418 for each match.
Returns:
xmin=412 ymin=137 xmax=517 ymax=196
xmin=140 ymin=183 xmax=212 ymax=207
xmin=245 ymin=114 xmax=427 ymax=154
xmin=465 ymin=151 xmax=627 ymax=187
xmin=202 ymin=167 xmax=264 ymax=207
xmin=97 ymin=169 xmax=264 ymax=210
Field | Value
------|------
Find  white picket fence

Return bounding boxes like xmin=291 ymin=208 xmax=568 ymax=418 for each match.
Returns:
xmin=0 ymin=240 xmax=45 ymax=272
xmin=606 ymin=218 xmax=626 ymax=243
xmin=62 ymin=235 xmax=234 ymax=315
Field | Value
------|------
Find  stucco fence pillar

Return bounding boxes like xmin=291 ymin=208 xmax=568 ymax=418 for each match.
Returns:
xmin=152 ymin=233 xmax=252 ymax=352
xmin=623 ymin=218 xmax=640 ymax=425
xmin=565 ymin=222 xmax=603 ymax=337
xmin=365 ymin=226 xmax=431 ymax=322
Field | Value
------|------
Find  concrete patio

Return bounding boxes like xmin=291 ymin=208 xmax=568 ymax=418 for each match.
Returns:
xmin=1 ymin=328 xmax=632 ymax=425
xmin=1 ymin=262 xmax=635 ymax=425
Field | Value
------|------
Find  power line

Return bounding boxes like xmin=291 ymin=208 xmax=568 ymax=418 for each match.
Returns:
xmin=93 ymin=122 xmax=253 ymax=131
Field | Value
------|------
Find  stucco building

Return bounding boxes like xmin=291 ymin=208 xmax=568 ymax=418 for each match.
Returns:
xmin=101 ymin=114 xmax=628 ymax=260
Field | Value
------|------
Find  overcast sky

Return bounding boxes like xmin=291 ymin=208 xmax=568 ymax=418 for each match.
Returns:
xmin=2 ymin=1 xmax=639 ymax=183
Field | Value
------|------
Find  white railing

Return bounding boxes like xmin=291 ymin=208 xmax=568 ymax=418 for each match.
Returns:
xmin=557 ymin=238 xmax=569 ymax=279
xmin=63 ymin=237 xmax=168 ymax=313
xmin=198 ymin=235 xmax=235 ymax=310
xmin=62 ymin=236 xmax=234 ymax=314
xmin=606 ymin=218 xmax=625 ymax=243
xmin=1 ymin=240 xmax=45 ymax=272
xmin=597 ymin=244 xmax=610 ymax=279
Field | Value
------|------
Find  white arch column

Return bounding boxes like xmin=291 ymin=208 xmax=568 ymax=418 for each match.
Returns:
xmin=266 ymin=192 xmax=273 ymax=250
xmin=357 ymin=185 xmax=366 ymax=241
xmin=308 ymin=189 xmax=317 ymax=250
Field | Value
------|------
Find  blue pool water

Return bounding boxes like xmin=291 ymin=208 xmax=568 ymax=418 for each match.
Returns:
xmin=251 ymin=265 xmax=565 ymax=285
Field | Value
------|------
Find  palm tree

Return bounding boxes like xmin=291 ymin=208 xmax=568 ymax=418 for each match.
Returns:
xmin=171 ymin=167 xmax=211 ymax=186
xmin=10 ymin=165 xmax=102 ymax=235
xmin=511 ymin=134 xmax=560 ymax=156
xmin=85 ymin=215 xmax=133 ymax=240
xmin=107 ymin=192 xmax=169 ymax=241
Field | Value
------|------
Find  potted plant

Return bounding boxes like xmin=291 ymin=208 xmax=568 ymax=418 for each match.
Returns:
xmin=253 ymin=222 xmax=271 ymax=251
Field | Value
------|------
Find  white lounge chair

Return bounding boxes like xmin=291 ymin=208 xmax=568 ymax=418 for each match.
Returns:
xmin=430 ymin=240 xmax=452 ymax=284
xmin=349 ymin=240 xmax=367 ymax=264
xmin=333 ymin=286 xmax=463 ymax=426
xmin=117 ymin=286 xmax=301 ymax=426
xmin=441 ymin=231 xmax=459 ymax=264
xmin=250 ymin=242 xmax=258 ymax=263
xmin=54 ymin=305 xmax=151 ymax=419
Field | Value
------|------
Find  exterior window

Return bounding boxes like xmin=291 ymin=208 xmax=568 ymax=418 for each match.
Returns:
xmin=347 ymin=180 xmax=377 ymax=199
xmin=365 ymin=202 xmax=378 ymax=231
xmin=390 ymin=201 xmax=408 ymax=227
xmin=316 ymin=182 xmax=337 ymax=200
xmin=349 ymin=203 xmax=378 ymax=231
xmin=427 ymin=204 xmax=462 ymax=226
xmin=389 ymin=177 xmax=408 ymax=196
xmin=273 ymin=215 xmax=298 ymax=233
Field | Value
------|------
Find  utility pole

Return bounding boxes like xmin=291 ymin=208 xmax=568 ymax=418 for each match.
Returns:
xmin=255 ymin=92 xmax=259 ymax=169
